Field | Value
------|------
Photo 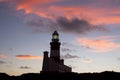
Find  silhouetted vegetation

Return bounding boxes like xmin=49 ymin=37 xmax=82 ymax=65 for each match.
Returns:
xmin=0 ymin=71 xmax=120 ymax=80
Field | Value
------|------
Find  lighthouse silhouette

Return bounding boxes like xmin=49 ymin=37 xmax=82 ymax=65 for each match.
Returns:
xmin=41 ymin=31 xmax=71 ymax=73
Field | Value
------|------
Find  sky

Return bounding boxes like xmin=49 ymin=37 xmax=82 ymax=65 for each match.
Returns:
xmin=0 ymin=0 xmax=120 ymax=76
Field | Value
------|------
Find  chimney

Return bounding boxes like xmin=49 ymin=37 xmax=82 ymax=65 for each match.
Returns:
xmin=43 ymin=51 xmax=48 ymax=58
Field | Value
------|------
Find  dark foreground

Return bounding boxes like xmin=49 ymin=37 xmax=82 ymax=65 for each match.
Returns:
xmin=0 ymin=71 xmax=120 ymax=80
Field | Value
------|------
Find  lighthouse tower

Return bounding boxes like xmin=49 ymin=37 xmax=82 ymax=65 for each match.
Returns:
xmin=50 ymin=31 xmax=61 ymax=63
xmin=41 ymin=31 xmax=71 ymax=73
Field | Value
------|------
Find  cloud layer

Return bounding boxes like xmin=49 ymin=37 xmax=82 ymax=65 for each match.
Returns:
xmin=76 ymin=36 xmax=120 ymax=52
xmin=1 ymin=0 xmax=120 ymax=34
xmin=56 ymin=17 xmax=106 ymax=34
xmin=62 ymin=53 xmax=79 ymax=59
xmin=14 ymin=0 xmax=120 ymax=24
xmin=19 ymin=66 xmax=31 ymax=69
xmin=16 ymin=0 xmax=120 ymax=24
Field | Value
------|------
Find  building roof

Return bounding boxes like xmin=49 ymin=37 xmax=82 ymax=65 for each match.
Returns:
xmin=53 ymin=30 xmax=59 ymax=35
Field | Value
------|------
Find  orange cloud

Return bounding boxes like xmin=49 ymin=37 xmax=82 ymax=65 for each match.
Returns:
xmin=76 ymin=36 xmax=120 ymax=52
xmin=15 ymin=55 xmax=43 ymax=60
xmin=0 ymin=54 xmax=7 ymax=58
xmin=16 ymin=0 xmax=58 ymax=14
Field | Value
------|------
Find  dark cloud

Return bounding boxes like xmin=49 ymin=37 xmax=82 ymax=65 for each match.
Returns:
xmin=61 ymin=48 xmax=72 ymax=52
xmin=27 ymin=15 xmax=106 ymax=34
xmin=81 ymin=45 xmax=92 ymax=49
xmin=26 ymin=15 xmax=55 ymax=33
xmin=56 ymin=17 xmax=106 ymax=34
xmin=8 ymin=48 xmax=13 ymax=51
xmin=0 ymin=60 xmax=6 ymax=64
xmin=62 ymin=53 xmax=79 ymax=59
xmin=27 ymin=17 xmax=46 ymax=27
xmin=62 ymin=42 xmax=78 ymax=47
xmin=19 ymin=66 xmax=31 ymax=69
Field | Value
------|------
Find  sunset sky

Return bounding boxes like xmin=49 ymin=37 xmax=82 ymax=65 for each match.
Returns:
xmin=0 ymin=0 xmax=120 ymax=75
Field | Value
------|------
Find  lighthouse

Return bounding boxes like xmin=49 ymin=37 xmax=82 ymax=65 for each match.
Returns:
xmin=41 ymin=31 xmax=71 ymax=73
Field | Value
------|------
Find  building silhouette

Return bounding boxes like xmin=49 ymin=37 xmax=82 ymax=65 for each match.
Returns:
xmin=41 ymin=31 xmax=72 ymax=73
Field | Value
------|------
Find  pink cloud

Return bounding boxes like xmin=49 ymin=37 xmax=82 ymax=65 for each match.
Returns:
xmin=15 ymin=55 xmax=43 ymax=60
xmin=11 ymin=0 xmax=120 ymax=25
xmin=76 ymin=36 xmax=120 ymax=52
xmin=0 ymin=0 xmax=13 ymax=2
xmin=0 ymin=0 xmax=4 ymax=2
xmin=0 ymin=54 xmax=7 ymax=58
xmin=0 ymin=0 xmax=7 ymax=2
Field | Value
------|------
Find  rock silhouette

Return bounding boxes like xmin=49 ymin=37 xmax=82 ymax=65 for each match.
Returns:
xmin=0 ymin=71 xmax=120 ymax=80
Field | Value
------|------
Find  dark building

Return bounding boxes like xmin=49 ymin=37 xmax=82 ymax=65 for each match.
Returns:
xmin=41 ymin=31 xmax=72 ymax=73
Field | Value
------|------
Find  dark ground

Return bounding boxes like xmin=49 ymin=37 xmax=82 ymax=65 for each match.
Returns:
xmin=0 ymin=71 xmax=120 ymax=80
